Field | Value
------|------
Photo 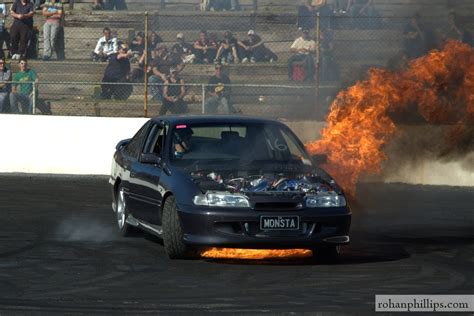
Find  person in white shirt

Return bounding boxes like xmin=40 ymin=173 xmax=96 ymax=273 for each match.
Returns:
xmin=288 ymin=29 xmax=316 ymax=82
xmin=92 ymin=27 xmax=118 ymax=62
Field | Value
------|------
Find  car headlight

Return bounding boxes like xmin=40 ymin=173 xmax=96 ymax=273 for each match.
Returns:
xmin=306 ymin=193 xmax=346 ymax=208
xmin=194 ymin=191 xmax=250 ymax=208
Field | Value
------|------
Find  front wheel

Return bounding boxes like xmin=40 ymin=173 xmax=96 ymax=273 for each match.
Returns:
xmin=116 ymin=185 xmax=134 ymax=236
xmin=162 ymin=196 xmax=197 ymax=259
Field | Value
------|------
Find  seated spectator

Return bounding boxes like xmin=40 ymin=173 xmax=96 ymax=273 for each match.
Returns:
xmin=129 ymin=31 xmax=145 ymax=62
xmin=148 ymin=31 xmax=163 ymax=59
xmin=0 ymin=57 xmax=11 ymax=113
xmin=10 ymin=58 xmax=37 ymax=114
xmin=204 ymin=63 xmax=237 ymax=114
xmin=100 ymin=42 xmax=132 ymax=100
xmin=215 ymin=31 xmax=239 ymax=64
xmin=131 ymin=51 xmax=145 ymax=82
xmin=193 ymin=30 xmax=217 ymax=64
xmin=148 ymin=45 xmax=184 ymax=103
xmin=171 ymin=32 xmax=195 ymax=64
xmin=347 ymin=0 xmax=374 ymax=17
xmin=403 ymin=13 xmax=426 ymax=59
xmin=288 ymin=29 xmax=316 ymax=82
xmin=320 ymin=29 xmax=339 ymax=82
xmin=237 ymin=30 xmax=277 ymax=63
xmin=161 ymin=67 xmax=188 ymax=115
xmin=92 ymin=27 xmax=117 ymax=62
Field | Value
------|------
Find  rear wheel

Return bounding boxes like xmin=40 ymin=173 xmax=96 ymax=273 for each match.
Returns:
xmin=162 ymin=196 xmax=197 ymax=259
xmin=116 ymin=185 xmax=133 ymax=236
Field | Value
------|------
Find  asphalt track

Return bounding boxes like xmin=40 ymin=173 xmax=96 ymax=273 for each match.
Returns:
xmin=0 ymin=174 xmax=472 ymax=314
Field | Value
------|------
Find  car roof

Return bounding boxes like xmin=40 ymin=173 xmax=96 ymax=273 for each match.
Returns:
xmin=151 ymin=115 xmax=286 ymax=126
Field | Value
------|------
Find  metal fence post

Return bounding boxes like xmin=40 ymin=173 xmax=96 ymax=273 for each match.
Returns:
xmin=144 ymin=11 xmax=149 ymax=117
xmin=32 ymin=81 xmax=37 ymax=114
xmin=315 ymin=12 xmax=321 ymax=116
xmin=201 ymin=84 xmax=205 ymax=114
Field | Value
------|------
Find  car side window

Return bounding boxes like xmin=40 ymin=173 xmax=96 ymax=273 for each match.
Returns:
xmin=124 ymin=121 xmax=150 ymax=158
xmin=143 ymin=124 xmax=166 ymax=156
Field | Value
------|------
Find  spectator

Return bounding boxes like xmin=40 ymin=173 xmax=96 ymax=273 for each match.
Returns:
xmin=288 ymin=29 xmax=316 ymax=82
xmin=237 ymin=30 xmax=277 ymax=63
xmin=193 ymin=30 xmax=217 ymax=64
xmin=320 ymin=30 xmax=339 ymax=82
xmin=92 ymin=27 xmax=117 ymax=62
xmin=403 ymin=13 xmax=426 ymax=59
xmin=41 ymin=0 xmax=63 ymax=61
xmin=10 ymin=58 xmax=37 ymax=114
xmin=129 ymin=31 xmax=145 ymax=62
xmin=0 ymin=57 xmax=11 ymax=113
xmin=9 ymin=0 xmax=35 ymax=60
xmin=161 ymin=67 xmax=187 ymax=115
xmin=204 ymin=63 xmax=236 ymax=114
xmin=130 ymin=50 xmax=145 ymax=82
xmin=215 ymin=31 xmax=239 ymax=64
xmin=346 ymin=0 xmax=374 ymax=17
xmin=148 ymin=45 xmax=184 ymax=103
xmin=147 ymin=31 xmax=163 ymax=59
xmin=100 ymin=42 xmax=132 ymax=100
xmin=171 ymin=32 xmax=195 ymax=64
xmin=333 ymin=0 xmax=348 ymax=13
xmin=297 ymin=0 xmax=316 ymax=31
xmin=0 ymin=4 xmax=11 ymax=60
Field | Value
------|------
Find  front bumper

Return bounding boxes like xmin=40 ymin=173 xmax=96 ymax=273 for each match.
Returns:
xmin=178 ymin=204 xmax=351 ymax=249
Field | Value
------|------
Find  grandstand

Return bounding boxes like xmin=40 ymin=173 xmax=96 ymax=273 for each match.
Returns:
xmin=2 ymin=0 xmax=474 ymax=117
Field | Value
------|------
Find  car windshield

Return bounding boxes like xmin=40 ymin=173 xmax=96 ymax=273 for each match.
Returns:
xmin=169 ymin=122 xmax=313 ymax=172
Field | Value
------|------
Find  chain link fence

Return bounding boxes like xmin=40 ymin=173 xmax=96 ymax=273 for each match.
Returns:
xmin=2 ymin=6 xmax=472 ymax=118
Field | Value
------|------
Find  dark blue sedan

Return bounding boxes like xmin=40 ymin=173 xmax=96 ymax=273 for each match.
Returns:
xmin=110 ymin=116 xmax=351 ymax=259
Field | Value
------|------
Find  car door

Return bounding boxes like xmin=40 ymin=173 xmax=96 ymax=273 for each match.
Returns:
xmin=129 ymin=122 xmax=166 ymax=224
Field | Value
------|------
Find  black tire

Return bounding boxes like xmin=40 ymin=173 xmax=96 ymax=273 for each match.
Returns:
xmin=162 ymin=196 xmax=196 ymax=259
xmin=116 ymin=184 xmax=134 ymax=237
xmin=312 ymin=245 xmax=341 ymax=263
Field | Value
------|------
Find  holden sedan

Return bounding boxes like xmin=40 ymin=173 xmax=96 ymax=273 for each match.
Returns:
xmin=110 ymin=116 xmax=351 ymax=259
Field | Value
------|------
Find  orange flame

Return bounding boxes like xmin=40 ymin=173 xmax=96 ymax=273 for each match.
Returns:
xmin=306 ymin=40 xmax=474 ymax=194
xmin=200 ymin=248 xmax=312 ymax=260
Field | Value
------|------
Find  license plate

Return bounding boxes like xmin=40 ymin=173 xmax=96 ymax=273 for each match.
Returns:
xmin=260 ymin=216 xmax=300 ymax=231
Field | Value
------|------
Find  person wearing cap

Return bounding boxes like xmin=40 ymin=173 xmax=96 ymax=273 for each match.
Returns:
xmin=100 ymin=42 xmax=132 ymax=100
xmin=237 ymin=30 xmax=278 ymax=63
xmin=92 ymin=27 xmax=118 ymax=62
xmin=288 ymin=29 xmax=316 ymax=82
xmin=41 ymin=0 xmax=63 ymax=61
xmin=215 ymin=31 xmax=240 ymax=64
xmin=160 ymin=67 xmax=187 ymax=115
xmin=148 ymin=44 xmax=184 ymax=103
xmin=204 ymin=63 xmax=237 ymax=114
xmin=193 ymin=30 xmax=217 ymax=64
xmin=171 ymin=32 xmax=195 ymax=64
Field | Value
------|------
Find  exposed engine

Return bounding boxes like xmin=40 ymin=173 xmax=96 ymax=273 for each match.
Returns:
xmin=191 ymin=171 xmax=336 ymax=194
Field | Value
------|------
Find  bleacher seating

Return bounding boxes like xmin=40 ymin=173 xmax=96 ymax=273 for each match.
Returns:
xmin=1 ymin=0 xmax=472 ymax=117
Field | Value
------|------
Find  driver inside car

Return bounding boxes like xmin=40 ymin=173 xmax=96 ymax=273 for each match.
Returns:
xmin=173 ymin=127 xmax=194 ymax=159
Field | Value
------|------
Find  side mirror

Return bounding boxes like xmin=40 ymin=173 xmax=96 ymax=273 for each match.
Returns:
xmin=311 ymin=154 xmax=327 ymax=165
xmin=140 ymin=153 xmax=162 ymax=165
xmin=116 ymin=138 xmax=131 ymax=151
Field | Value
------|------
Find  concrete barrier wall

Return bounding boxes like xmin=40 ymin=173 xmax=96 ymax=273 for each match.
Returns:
xmin=0 ymin=115 xmax=472 ymax=186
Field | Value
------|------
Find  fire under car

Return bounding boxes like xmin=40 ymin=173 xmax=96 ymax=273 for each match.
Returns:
xmin=110 ymin=116 xmax=351 ymax=259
